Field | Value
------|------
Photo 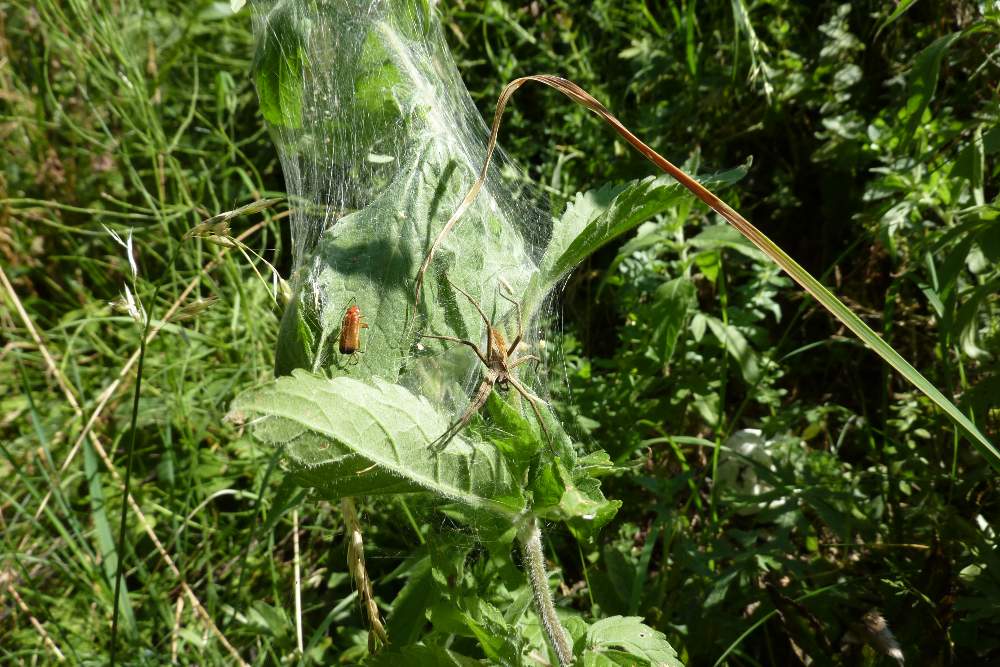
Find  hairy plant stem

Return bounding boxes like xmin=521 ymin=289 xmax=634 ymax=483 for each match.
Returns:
xmin=519 ymin=517 xmax=573 ymax=666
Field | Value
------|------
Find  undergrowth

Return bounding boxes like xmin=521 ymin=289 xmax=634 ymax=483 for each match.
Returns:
xmin=1 ymin=0 xmax=997 ymax=664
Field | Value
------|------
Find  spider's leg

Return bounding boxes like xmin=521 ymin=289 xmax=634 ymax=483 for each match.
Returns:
xmin=419 ymin=333 xmax=488 ymax=367
xmin=497 ymin=285 xmax=523 ymax=354
xmin=508 ymin=354 xmax=541 ymax=371
xmin=506 ymin=374 xmax=552 ymax=445
xmin=442 ymin=277 xmax=497 ymax=362
xmin=432 ymin=371 xmax=498 ymax=450
xmin=446 ymin=277 xmax=492 ymax=331
xmin=445 ymin=277 xmax=499 ymax=363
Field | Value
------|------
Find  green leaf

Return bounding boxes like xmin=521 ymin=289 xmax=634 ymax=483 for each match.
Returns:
xmin=425 ymin=597 xmax=526 ymax=663
xmin=976 ymin=217 xmax=1000 ymax=263
xmin=900 ymin=32 xmax=962 ymax=149
xmin=522 ymin=166 xmax=747 ymax=317
xmin=954 ymin=282 xmax=996 ymax=360
xmin=955 ymin=125 xmax=1000 ymax=202
xmin=387 ymin=554 xmax=438 ymax=645
xmin=229 ymin=371 xmax=525 ymax=517
xmin=462 ymin=598 xmax=526 ymax=664
xmin=875 ymin=0 xmax=919 ymax=35
xmin=968 ymin=126 xmax=985 ymax=207
xmin=705 ymin=315 xmax=760 ymax=384
xmin=367 ymin=644 xmax=482 ymax=667
xmin=260 ymin=476 xmax=305 ymax=537
xmin=694 ymin=249 xmax=720 ymax=284
xmin=84 ymin=438 xmax=137 ymax=636
xmin=252 ymin=8 xmax=306 ymax=129
xmin=532 ymin=455 xmax=621 ymax=540
xmin=262 ymin=14 xmax=539 ymax=385
xmin=245 ymin=601 xmax=292 ymax=640
xmin=275 ymin=150 xmax=535 ymax=382
xmin=428 ymin=600 xmax=472 ymax=637
xmin=484 ymin=391 xmax=545 ymax=466
xmin=649 ymin=276 xmax=696 ymax=365
xmin=581 ymin=616 xmax=683 ymax=667
xmin=689 ymin=224 xmax=764 ymax=261
xmin=675 ymin=175 xmax=1000 ymax=469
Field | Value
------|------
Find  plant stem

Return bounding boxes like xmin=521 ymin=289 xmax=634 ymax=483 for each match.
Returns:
xmin=342 ymin=498 xmax=388 ymax=653
xmin=519 ymin=517 xmax=573 ymax=666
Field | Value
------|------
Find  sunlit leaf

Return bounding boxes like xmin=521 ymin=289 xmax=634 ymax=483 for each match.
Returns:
xmin=522 ymin=166 xmax=747 ymax=317
xmin=229 ymin=371 xmax=525 ymax=516
xmin=581 ymin=616 xmax=683 ymax=667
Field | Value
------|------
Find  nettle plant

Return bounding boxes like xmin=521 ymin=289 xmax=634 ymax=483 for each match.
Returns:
xmin=226 ymin=0 xmax=996 ymax=663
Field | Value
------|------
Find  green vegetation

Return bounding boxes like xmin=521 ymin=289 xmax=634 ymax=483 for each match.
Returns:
xmin=2 ymin=0 xmax=997 ymax=665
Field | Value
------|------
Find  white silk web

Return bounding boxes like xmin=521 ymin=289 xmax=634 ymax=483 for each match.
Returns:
xmin=249 ymin=0 xmax=558 ymax=435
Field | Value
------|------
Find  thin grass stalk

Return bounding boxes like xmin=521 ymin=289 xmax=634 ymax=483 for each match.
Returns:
xmin=110 ymin=237 xmax=186 ymax=663
xmin=292 ymin=508 xmax=304 ymax=655
xmin=2 ymin=573 xmax=66 ymax=662
xmin=109 ymin=288 xmax=153 ymax=667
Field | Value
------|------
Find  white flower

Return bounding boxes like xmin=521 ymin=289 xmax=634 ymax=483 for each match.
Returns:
xmin=102 ymin=224 xmax=137 ymax=278
xmin=110 ymin=284 xmax=147 ymax=325
xmin=715 ymin=429 xmax=784 ymax=515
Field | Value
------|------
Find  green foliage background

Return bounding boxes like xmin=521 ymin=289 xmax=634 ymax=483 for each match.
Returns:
xmin=1 ymin=0 xmax=998 ymax=664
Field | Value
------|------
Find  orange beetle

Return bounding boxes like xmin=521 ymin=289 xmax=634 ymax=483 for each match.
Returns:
xmin=339 ymin=304 xmax=369 ymax=356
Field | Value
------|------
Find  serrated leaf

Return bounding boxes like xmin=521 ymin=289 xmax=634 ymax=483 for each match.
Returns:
xmin=229 ymin=371 xmax=524 ymax=516
xmin=532 ymin=457 xmax=620 ymax=539
xmin=463 ymin=598 xmax=526 ymax=664
xmin=275 ymin=147 xmax=535 ymax=387
xmin=484 ymin=391 xmax=544 ymax=466
xmin=522 ymin=167 xmax=746 ymax=317
xmin=426 ymin=597 xmax=525 ymax=663
xmin=582 ymin=616 xmax=682 ymax=667
xmin=263 ymin=15 xmax=537 ymax=383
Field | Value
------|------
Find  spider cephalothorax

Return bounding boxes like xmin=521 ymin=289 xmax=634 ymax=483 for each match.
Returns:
xmin=421 ymin=279 xmax=550 ymax=448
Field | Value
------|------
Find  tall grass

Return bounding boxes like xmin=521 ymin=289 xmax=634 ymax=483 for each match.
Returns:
xmin=1 ymin=1 xmax=295 ymax=660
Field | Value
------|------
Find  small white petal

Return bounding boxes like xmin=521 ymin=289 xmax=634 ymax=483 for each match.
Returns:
xmin=125 ymin=229 xmax=138 ymax=278
xmin=102 ymin=223 xmax=125 ymax=248
xmin=122 ymin=284 xmax=147 ymax=325
xmin=123 ymin=285 xmax=138 ymax=317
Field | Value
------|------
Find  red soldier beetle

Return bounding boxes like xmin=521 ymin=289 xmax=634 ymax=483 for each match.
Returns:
xmin=339 ymin=302 xmax=369 ymax=358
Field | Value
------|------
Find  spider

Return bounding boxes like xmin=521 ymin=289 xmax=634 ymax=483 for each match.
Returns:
xmin=420 ymin=279 xmax=550 ymax=448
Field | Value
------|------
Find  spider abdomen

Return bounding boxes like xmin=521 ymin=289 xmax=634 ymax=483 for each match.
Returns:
xmin=488 ymin=327 xmax=508 ymax=366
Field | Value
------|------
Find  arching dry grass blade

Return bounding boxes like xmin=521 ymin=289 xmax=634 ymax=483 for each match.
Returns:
xmin=414 ymin=74 xmax=998 ymax=470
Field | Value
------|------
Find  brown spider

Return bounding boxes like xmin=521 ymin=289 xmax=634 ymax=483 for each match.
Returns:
xmin=420 ymin=279 xmax=550 ymax=448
